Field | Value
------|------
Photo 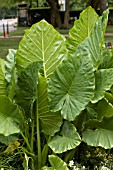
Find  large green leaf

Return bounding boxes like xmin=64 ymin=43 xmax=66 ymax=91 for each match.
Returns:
xmin=92 ymin=69 xmax=113 ymax=103
xmin=16 ymin=20 xmax=67 ymax=78
xmin=83 ymin=116 xmax=113 ymax=149
xmin=85 ymin=98 xmax=113 ymax=121
xmin=41 ymin=155 xmax=69 ymax=170
xmin=49 ymin=155 xmax=68 ymax=170
xmin=0 ymin=95 xmax=23 ymax=136
xmin=85 ymin=116 xmax=113 ymax=131
xmin=38 ymin=74 xmax=62 ymax=136
xmin=0 ymin=134 xmax=18 ymax=145
xmin=66 ymin=6 xmax=98 ymax=54
xmin=100 ymin=116 xmax=113 ymax=130
xmin=48 ymin=54 xmax=95 ymax=121
xmin=5 ymin=49 xmax=16 ymax=83
xmin=76 ymin=9 xmax=109 ymax=69
xmin=16 ymin=61 xmax=42 ymax=112
xmin=48 ymin=121 xmax=81 ymax=153
xmin=0 ymin=59 xmax=6 ymax=95
xmin=99 ymin=47 xmax=113 ymax=69
xmin=97 ymin=98 xmax=113 ymax=120
xmin=82 ymin=128 xmax=113 ymax=149
xmin=85 ymin=119 xmax=99 ymax=130
xmin=86 ymin=103 xmax=97 ymax=120
xmin=105 ymin=92 xmax=113 ymax=105
xmin=5 ymin=49 xmax=17 ymax=100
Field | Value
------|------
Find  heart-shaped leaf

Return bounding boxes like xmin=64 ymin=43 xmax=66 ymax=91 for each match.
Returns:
xmin=5 ymin=49 xmax=17 ymax=100
xmin=16 ymin=61 xmax=42 ymax=113
xmin=5 ymin=49 xmax=16 ymax=83
xmin=48 ymin=54 xmax=95 ymax=121
xmin=82 ymin=128 xmax=113 ymax=149
xmin=0 ymin=134 xmax=18 ymax=145
xmin=66 ymin=6 xmax=98 ymax=54
xmin=16 ymin=20 xmax=67 ymax=78
xmin=0 ymin=95 xmax=23 ymax=136
xmin=105 ymin=92 xmax=113 ymax=105
xmin=49 ymin=155 xmax=68 ymax=170
xmin=97 ymin=98 xmax=113 ymax=120
xmin=92 ymin=68 xmax=113 ymax=103
xmin=48 ymin=121 xmax=81 ymax=153
xmin=99 ymin=47 xmax=113 ymax=69
xmin=76 ymin=9 xmax=109 ymax=68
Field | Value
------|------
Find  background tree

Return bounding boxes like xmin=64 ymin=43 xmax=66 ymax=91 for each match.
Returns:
xmin=0 ymin=0 xmax=110 ymax=27
xmin=63 ymin=0 xmax=70 ymax=28
xmin=100 ymin=0 xmax=108 ymax=14
xmin=46 ymin=0 xmax=62 ymax=28
xmin=89 ymin=0 xmax=108 ymax=15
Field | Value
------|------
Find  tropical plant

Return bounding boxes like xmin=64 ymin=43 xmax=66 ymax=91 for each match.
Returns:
xmin=0 ymin=6 xmax=113 ymax=170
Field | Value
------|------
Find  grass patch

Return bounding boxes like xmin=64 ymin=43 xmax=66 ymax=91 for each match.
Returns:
xmin=105 ymin=36 xmax=113 ymax=45
xmin=0 ymin=38 xmax=22 ymax=59
xmin=0 ymin=27 xmax=29 ymax=36
xmin=9 ymin=27 xmax=29 ymax=36
xmin=106 ymin=25 xmax=113 ymax=33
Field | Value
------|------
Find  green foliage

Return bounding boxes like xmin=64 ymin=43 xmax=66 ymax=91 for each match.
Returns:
xmin=48 ymin=53 xmax=95 ymax=121
xmin=16 ymin=20 xmax=67 ymax=77
xmin=48 ymin=121 xmax=81 ymax=153
xmin=0 ymin=59 xmax=6 ymax=95
xmin=0 ymin=96 xmax=23 ymax=136
xmin=0 ymin=6 xmax=113 ymax=169
xmin=41 ymin=155 xmax=69 ymax=170
xmin=67 ymin=6 xmax=99 ymax=53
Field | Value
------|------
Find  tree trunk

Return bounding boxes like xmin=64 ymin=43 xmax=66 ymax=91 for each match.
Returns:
xmin=89 ymin=0 xmax=99 ymax=10
xmin=29 ymin=0 xmax=32 ymax=8
xmin=63 ymin=0 xmax=70 ymax=29
xmin=89 ymin=0 xmax=107 ymax=15
xmin=47 ymin=0 xmax=62 ymax=28
xmin=99 ymin=0 xmax=107 ymax=15
xmin=37 ymin=0 xmax=38 ymax=7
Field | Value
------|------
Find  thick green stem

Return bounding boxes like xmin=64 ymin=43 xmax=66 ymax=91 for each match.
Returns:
xmin=36 ymin=99 xmax=42 ymax=169
xmin=31 ymin=119 xmax=34 ymax=151
xmin=20 ymin=146 xmax=35 ymax=157
xmin=21 ymin=132 xmax=32 ymax=153
xmin=41 ymin=136 xmax=51 ymax=166
xmin=30 ymin=103 xmax=35 ymax=152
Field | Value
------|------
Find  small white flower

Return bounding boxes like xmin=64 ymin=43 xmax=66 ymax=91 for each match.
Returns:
xmin=68 ymin=160 xmax=74 ymax=167
xmin=82 ymin=165 xmax=85 ymax=169
xmin=101 ymin=166 xmax=110 ymax=170
xmin=73 ymin=166 xmax=77 ymax=170
xmin=73 ymin=166 xmax=80 ymax=170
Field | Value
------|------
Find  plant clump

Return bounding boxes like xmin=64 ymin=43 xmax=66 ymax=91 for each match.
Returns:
xmin=0 ymin=6 xmax=113 ymax=170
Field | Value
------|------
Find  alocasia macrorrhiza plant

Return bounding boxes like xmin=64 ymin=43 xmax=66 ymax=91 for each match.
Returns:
xmin=0 ymin=6 xmax=113 ymax=169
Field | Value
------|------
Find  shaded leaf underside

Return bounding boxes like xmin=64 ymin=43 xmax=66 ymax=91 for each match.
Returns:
xmin=38 ymin=74 xmax=62 ymax=136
